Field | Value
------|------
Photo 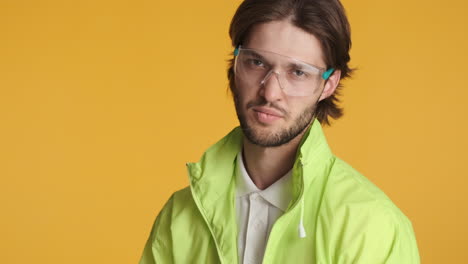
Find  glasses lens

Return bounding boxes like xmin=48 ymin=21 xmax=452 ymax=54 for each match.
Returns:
xmin=235 ymin=49 xmax=323 ymax=96
xmin=282 ymin=63 xmax=323 ymax=96
xmin=235 ymin=50 xmax=271 ymax=85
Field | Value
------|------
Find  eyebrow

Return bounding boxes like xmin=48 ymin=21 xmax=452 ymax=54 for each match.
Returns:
xmin=287 ymin=62 xmax=321 ymax=72
xmin=242 ymin=50 xmax=265 ymax=60
xmin=288 ymin=62 xmax=306 ymax=69
xmin=243 ymin=49 xmax=322 ymax=71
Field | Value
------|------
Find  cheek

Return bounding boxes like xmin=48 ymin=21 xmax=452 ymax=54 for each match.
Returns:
xmin=234 ymin=80 xmax=258 ymax=102
xmin=289 ymin=97 xmax=317 ymax=115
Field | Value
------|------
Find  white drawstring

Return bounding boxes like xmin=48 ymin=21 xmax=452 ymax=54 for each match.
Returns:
xmin=298 ymin=196 xmax=307 ymax=238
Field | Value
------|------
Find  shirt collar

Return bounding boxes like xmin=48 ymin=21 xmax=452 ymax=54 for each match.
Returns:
xmin=235 ymin=151 xmax=293 ymax=212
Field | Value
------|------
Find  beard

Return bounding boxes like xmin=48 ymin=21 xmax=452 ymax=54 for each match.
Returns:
xmin=232 ymin=89 xmax=317 ymax=147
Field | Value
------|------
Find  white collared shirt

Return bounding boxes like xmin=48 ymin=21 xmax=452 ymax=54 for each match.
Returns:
xmin=235 ymin=151 xmax=293 ymax=264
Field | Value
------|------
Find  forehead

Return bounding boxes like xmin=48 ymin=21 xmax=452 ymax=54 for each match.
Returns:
xmin=243 ymin=20 xmax=325 ymax=67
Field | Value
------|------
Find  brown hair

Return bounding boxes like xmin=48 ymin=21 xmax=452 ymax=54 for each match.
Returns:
xmin=227 ymin=0 xmax=353 ymax=125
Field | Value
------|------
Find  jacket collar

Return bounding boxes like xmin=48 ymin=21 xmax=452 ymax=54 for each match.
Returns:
xmin=289 ymin=118 xmax=333 ymax=208
xmin=186 ymin=126 xmax=242 ymax=264
xmin=186 ymin=118 xmax=333 ymax=263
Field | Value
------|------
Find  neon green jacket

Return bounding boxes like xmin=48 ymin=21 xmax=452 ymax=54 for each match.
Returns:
xmin=139 ymin=120 xmax=420 ymax=263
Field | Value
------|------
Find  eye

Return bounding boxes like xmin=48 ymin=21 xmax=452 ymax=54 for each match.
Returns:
xmin=293 ymin=69 xmax=305 ymax=76
xmin=250 ymin=59 xmax=264 ymax=67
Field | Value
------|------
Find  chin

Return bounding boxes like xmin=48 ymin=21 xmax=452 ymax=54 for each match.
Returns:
xmin=242 ymin=120 xmax=292 ymax=147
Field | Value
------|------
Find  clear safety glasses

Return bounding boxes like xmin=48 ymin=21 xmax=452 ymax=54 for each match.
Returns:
xmin=234 ymin=45 xmax=335 ymax=97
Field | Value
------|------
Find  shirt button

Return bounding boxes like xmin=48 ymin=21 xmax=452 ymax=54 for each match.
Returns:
xmin=250 ymin=193 xmax=260 ymax=200
xmin=253 ymin=220 xmax=263 ymax=229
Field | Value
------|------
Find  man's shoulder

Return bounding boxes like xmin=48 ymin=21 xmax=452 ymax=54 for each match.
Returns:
xmin=319 ymin=156 xmax=414 ymax=229
xmin=152 ymin=186 xmax=205 ymax=231
xmin=162 ymin=186 xmax=195 ymax=214
xmin=172 ymin=185 xmax=192 ymax=200
xmin=326 ymin=156 xmax=398 ymax=208
xmin=314 ymin=157 xmax=420 ymax=263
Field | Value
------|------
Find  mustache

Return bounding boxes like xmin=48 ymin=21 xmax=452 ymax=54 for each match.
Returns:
xmin=246 ymin=98 xmax=288 ymax=117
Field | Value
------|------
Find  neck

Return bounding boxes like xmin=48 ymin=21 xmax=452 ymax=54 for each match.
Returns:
xmin=242 ymin=127 xmax=309 ymax=190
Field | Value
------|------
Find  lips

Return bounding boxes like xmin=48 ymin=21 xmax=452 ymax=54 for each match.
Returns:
xmin=252 ymin=106 xmax=284 ymax=118
xmin=251 ymin=106 xmax=284 ymax=124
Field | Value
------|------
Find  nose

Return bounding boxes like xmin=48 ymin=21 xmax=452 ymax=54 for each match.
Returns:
xmin=259 ymin=70 xmax=284 ymax=101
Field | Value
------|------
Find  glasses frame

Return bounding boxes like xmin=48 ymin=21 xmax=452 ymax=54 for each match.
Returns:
xmin=234 ymin=45 xmax=335 ymax=81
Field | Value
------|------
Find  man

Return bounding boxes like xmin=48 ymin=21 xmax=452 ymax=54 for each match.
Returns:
xmin=139 ymin=0 xmax=420 ymax=263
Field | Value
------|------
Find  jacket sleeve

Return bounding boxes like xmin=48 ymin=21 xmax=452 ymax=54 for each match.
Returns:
xmin=139 ymin=194 xmax=175 ymax=264
xmin=334 ymin=203 xmax=420 ymax=264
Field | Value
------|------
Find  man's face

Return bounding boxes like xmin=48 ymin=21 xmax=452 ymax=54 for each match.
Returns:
xmin=233 ymin=20 xmax=329 ymax=147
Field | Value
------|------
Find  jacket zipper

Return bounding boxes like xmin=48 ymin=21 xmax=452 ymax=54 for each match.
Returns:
xmin=262 ymin=159 xmax=305 ymax=263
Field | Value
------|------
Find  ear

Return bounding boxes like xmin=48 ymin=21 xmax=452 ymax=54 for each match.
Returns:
xmin=318 ymin=69 xmax=341 ymax=101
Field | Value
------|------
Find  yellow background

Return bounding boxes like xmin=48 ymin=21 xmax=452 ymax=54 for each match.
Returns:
xmin=1 ymin=0 xmax=467 ymax=263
